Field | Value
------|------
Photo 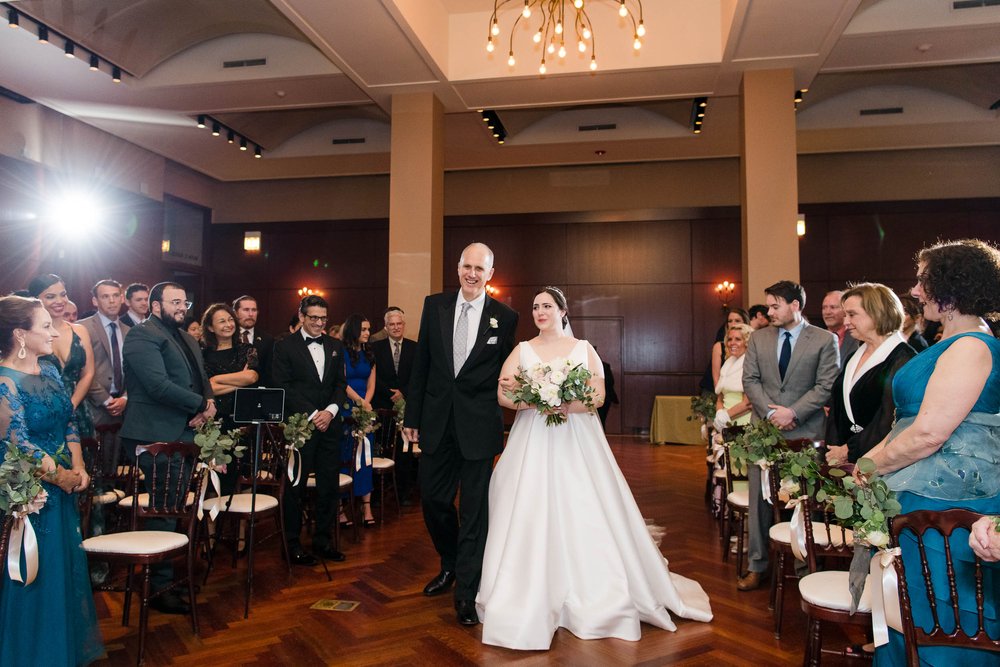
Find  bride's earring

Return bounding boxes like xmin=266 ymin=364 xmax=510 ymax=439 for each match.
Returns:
xmin=17 ymin=338 xmax=26 ymax=359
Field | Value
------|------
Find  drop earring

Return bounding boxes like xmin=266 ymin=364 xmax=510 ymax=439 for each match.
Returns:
xmin=17 ymin=339 xmax=26 ymax=359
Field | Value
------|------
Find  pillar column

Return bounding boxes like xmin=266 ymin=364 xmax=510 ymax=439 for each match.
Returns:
xmin=388 ymin=92 xmax=444 ymax=326
xmin=740 ymin=69 xmax=799 ymax=305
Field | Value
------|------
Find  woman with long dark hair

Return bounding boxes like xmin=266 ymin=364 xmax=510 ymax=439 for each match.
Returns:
xmin=340 ymin=313 xmax=376 ymax=526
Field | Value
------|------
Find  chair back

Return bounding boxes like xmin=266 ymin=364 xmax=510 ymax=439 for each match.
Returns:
xmin=129 ymin=442 xmax=205 ymax=532
xmin=371 ymin=409 xmax=398 ymax=461
xmin=720 ymin=425 xmax=748 ymax=495
xmin=799 ymin=463 xmax=855 ymax=572
xmin=95 ymin=422 xmax=126 ymax=485
xmin=890 ymin=508 xmax=1000 ymax=664
xmin=768 ymin=438 xmax=824 ymax=522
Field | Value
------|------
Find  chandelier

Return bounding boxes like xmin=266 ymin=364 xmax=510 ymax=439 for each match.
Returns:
xmin=487 ymin=0 xmax=646 ymax=75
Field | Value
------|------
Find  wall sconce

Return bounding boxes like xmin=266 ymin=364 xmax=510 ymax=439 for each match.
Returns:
xmin=244 ymin=231 xmax=261 ymax=253
xmin=297 ymin=286 xmax=323 ymax=297
xmin=485 ymin=284 xmax=500 ymax=296
xmin=715 ymin=280 xmax=735 ymax=309
xmin=161 ymin=239 xmax=171 ymax=253
xmin=797 ymin=214 xmax=806 ymax=237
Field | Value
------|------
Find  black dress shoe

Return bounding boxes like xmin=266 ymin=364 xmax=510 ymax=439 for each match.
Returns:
xmin=423 ymin=570 xmax=455 ymax=596
xmin=150 ymin=591 xmax=190 ymax=615
xmin=316 ymin=545 xmax=346 ymax=562
xmin=287 ymin=547 xmax=319 ymax=567
xmin=455 ymin=599 xmax=479 ymax=626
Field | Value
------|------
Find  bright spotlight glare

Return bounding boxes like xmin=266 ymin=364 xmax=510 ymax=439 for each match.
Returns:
xmin=46 ymin=190 xmax=103 ymax=236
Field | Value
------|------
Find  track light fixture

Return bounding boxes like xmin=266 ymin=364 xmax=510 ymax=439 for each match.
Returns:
xmin=239 ymin=138 xmax=248 ymax=151
xmin=193 ymin=113 xmax=263 ymax=158
xmin=211 ymin=122 xmax=221 ymax=137
xmin=196 ymin=115 xmax=206 ymax=129
xmin=5 ymin=5 xmax=127 ymax=82
xmin=254 ymin=145 xmax=262 ymax=158
xmin=227 ymin=130 xmax=235 ymax=144
xmin=479 ymin=109 xmax=507 ymax=145
xmin=690 ymin=97 xmax=708 ymax=134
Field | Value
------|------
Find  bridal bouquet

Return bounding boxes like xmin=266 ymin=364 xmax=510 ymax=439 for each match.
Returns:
xmin=506 ymin=357 xmax=596 ymax=426
xmin=0 ymin=441 xmax=47 ymax=517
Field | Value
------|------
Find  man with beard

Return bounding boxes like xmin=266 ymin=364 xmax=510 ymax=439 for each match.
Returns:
xmin=120 ymin=281 xmax=215 ymax=614
xmin=233 ymin=294 xmax=274 ymax=386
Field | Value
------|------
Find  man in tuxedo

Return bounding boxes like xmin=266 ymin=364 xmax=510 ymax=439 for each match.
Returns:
xmin=79 ymin=279 xmax=129 ymax=427
xmin=119 ymin=282 xmax=149 ymax=328
xmin=740 ymin=280 xmax=839 ymax=591
xmin=233 ymin=295 xmax=274 ymax=386
xmin=822 ymin=290 xmax=859 ymax=367
xmin=272 ymin=295 xmax=348 ymax=565
xmin=403 ymin=242 xmax=518 ymax=626
xmin=372 ymin=307 xmax=418 ymax=502
xmin=121 ymin=281 xmax=216 ymax=614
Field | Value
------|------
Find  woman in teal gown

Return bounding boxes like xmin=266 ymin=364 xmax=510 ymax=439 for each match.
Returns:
xmin=0 ymin=295 xmax=104 ymax=666
xmin=866 ymin=240 xmax=1000 ymax=666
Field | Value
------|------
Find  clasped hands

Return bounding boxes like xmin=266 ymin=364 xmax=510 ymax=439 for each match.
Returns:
xmin=40 ymin=454 xmax=90 ymax=494
xmin=187 ymin=400 xmax=218 ymax=429
xmin=767 ymin=404 xmax=797 ymax=431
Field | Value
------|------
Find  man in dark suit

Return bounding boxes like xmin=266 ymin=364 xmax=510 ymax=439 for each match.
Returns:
xmin=121 ymin=281 xmax=216 ymax=614
xmin=272 ymin=294 xmax=348 ymax=565
xmin=80 ymin=279 xmax=129 ymax=427
xmin=119 ymin=282 xmax=149 ymax=328
xmin=740 ymin=280 xmax=839 ymax=591
xmin=233 ymin=295 xmax=274 ymax=386
xmin=372 ymin=306 xmax=418 ymax=501
xmin=822 ymin=290 xmax=859 ymax=367
xmin=403 ymin=242 xmax=518 ymax=626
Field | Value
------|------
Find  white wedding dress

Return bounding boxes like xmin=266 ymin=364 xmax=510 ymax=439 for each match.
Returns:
xmin=476 ymin=340 xmax=713 ymax=650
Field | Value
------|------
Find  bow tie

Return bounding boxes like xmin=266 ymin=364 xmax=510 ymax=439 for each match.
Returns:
xmin=306 ymin=337 xmax=322 ymax=345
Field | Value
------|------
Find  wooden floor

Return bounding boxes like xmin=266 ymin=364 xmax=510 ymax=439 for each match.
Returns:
xmin=93 ymin=437 xmax=866 ymax=666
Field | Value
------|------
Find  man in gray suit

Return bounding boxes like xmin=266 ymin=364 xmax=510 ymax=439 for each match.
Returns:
xmin=739 ymin=280 xmax=839 ymax=591
xmin=120 ymin=281 xmax=215 ymax=614
xmin=79 ymin=279 xmax=129 ymax=426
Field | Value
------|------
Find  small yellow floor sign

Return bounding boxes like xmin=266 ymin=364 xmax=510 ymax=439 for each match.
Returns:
xmin=310 ymin=599 xmax=360 ymax=612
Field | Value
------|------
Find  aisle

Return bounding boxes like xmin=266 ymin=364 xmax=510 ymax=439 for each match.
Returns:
xmin=93 ymin=437 xmax=860 ymax=666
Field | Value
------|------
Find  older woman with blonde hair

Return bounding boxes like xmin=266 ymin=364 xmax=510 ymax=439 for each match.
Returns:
xmin=825 ymin=283 xmax=916 ymax=465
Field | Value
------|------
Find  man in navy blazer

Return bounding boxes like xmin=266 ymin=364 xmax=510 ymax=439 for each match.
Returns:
xmin=403 ymin=243 xmax=518 ymax=626
xmin=272 ymin=294 xmax=348 ymax=565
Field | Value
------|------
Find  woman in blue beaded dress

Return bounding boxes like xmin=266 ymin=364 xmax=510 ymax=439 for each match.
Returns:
xmin=27 ymin=274 xmax=96 ymax=438
xmin=866 ymin=240 xmax=1000 ymax=666
xmin=0 ymin=295 xmax=104 ymax=665
xmin=340 ymin=314 xmax=376 ymax=527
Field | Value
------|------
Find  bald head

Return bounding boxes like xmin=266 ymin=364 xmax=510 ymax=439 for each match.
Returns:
xmin=457 ymin=242 xmax=496 ymax=301
xmin=822 ymin=290 xmax=846 ymax=331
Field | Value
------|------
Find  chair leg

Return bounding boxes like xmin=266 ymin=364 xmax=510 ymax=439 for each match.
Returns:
xmin=122 ymin=564 xmax=134 ymax=626
xmin=278 ymin=503 xmax=292 ymax=576
xmin=188 ymin=545 xmax=200 ymax=636
xmin=773 ymin=552 xmax=785 ymax=638
xmin=137 ymin=566 xmax=152 ymax=666
xmin=803 ymin=617 xmax=822 ymax=667
xmin=722 ymin=506 xmax=731 ymax=563
xmin=350 ymin=494 xmax=360 ymax=543
xmin=735 ymin=511 xmax=746 ymax=576
xmin=392 ymin=470 xmax=401 ymax=519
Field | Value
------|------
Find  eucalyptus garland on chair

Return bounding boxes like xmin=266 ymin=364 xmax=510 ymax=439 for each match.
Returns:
xmin=281 ymin=412 xmax=315 ymax=486
xmin=194 ymin=420 xmax=246 ymax=520
xmin=349 ymin=400 xmax=380 ymax=471
xmin=0 ymin=441 xmax=49 ymax=585
xmin=726 ymin=419 xmax=785 ymax=476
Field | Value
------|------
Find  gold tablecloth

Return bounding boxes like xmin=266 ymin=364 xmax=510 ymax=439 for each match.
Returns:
xmin=649 ymin=395 xmax=705 ymax=445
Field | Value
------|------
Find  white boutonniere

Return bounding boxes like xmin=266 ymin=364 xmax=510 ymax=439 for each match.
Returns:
xmin=490 ymin=317 xmax=499 ymax=329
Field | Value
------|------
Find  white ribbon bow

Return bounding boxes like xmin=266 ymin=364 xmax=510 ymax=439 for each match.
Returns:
xmin=787 ymin=497 xmax=809 ymax=562
xmin=286 ymin=445 xmax=302 ymax=486
xmin=7 ymin=511 xmax=39 ymax=585
xmin=196 ymin=462 xmax=222 ymax=521
xmin=758 ymin=461 xmax=773 ymax=505
xmin=870 ymin=546 xmax=903 ymax=647
xmin=354 ymin=435 xmax=372 ymax=471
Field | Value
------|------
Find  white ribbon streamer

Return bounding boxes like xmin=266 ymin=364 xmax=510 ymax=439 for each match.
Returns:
xmin=7 ymin=512 xmax=38 ymax=585
xmin=196 ymin=462 xmax=221 ymax=521
xmin=759 ymin=462 xmax=773 ymax=505
xmin=400 ymin=427 xmax=410 ymax=453
xmin=354 ymin=435 xmax=372 ymax=471
xmin=870 ymin=547 xmax=903 ymax=646
xmin=787 ymin=497 xmax=808 ymax=562
xmin=286 ymin=445 xmax=302 ymax=486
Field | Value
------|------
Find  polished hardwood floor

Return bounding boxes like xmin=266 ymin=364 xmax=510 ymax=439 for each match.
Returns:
xmin=93 ymin=437 xmax=866 ymax=666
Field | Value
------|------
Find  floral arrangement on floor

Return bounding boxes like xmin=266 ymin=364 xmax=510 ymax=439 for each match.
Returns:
xmin=505 ymin=357 xmax=596 ymax=426
xmin=1 ymin=442 xmax=49 ymax=585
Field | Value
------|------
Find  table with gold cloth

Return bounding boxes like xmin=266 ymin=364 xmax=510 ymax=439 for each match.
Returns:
xmin=649 ymin=395 xmax=705 ymax=445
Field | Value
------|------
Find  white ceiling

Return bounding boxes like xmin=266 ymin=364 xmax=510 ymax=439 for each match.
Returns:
xmin=0 ymin=0 xmax=998 ymax=181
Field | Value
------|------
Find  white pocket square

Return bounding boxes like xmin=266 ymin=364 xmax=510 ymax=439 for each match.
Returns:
xmin=487 ymin=336 xmax=498 ymax=345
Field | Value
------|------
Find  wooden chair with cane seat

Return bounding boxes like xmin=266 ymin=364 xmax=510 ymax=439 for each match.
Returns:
xmin=370 ymin=408 xmax=401 ymax=524
xmin=719 ymin=426 xmax=749 ymax=574
xmin=798 ymin=467 xmax=870 ymax=666
xmin=81 ymin=441 xmax=207 ymax=666
xmin=890 ymin=508 xmax=1000 ymax=665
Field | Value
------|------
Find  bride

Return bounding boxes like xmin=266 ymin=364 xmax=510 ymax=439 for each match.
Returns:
xmin=476 ymin=286 xmax=713 ymax=650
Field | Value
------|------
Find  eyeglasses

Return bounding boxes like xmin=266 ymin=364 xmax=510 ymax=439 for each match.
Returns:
xmin=304 ymin=315 xmax=328 ymax=323
xmin=165 ymin=299 xmax=193 ymax=310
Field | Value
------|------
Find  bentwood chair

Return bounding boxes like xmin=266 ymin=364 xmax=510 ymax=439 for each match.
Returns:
xmin=81 ymin=442 xmax=206 ymax=666
xmin=798 ymin=468 xmax=870 ymax=666
xmin=370 ymin=408 xmax=401 ymax=524
xmin=890 ymin=508 xmax=1000 ymax=665
xmin=719 ymin=426 xmax=750 ymax=575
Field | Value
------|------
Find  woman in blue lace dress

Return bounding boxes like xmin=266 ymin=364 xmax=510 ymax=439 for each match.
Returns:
xmin=28 ymin=274 xmax=96 ymax=438
xmin=340 ymin=314 xmax=376 ymax=527
xmin=0 ymin=295 xmax=104 ymax=665
xmin=866 ymin=240 xmax=1000 ymax=666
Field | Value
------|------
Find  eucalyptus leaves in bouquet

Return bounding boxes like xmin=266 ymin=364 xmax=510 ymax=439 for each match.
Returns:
xmin=392 ymin=396 xmax=406 ymax=427
xmin=350 ymin=401 xmax=380 ymax=440
xmin=727 ymin=419 xmax=785 ymax=475
xmin=687 ymin=393 xmax=717 ymax=423
xmin=282 ymin=412 xmax=316 ymax=451
xmin=194 ymin=419 xmax=247 ymax=468
xmin=0 ymin=442 xmax=47 ymax=517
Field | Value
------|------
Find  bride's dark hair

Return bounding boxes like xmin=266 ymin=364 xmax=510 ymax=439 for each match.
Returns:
xmin=535 ymin=286 xmax=569 ymax=329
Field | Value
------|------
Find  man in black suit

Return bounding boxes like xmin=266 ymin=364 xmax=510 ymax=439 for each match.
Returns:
xmin=372 ymin=306 xmax=418 ymax=501
xmin=119 ymin=282 xmax=149 ymax=328
xmin=272 ymin=295 xmax=348 ymax=565
xmin=121 ymin=281 xmax=216 ymax=614
xmin=403 ymin=242 xmax=518 ymax=626
xmin=233 ymin=295 xmax=274 ymax=386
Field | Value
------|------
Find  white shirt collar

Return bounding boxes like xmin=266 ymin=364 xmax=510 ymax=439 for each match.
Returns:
xmin=456 ymin=289 xmax=487 ymax=312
